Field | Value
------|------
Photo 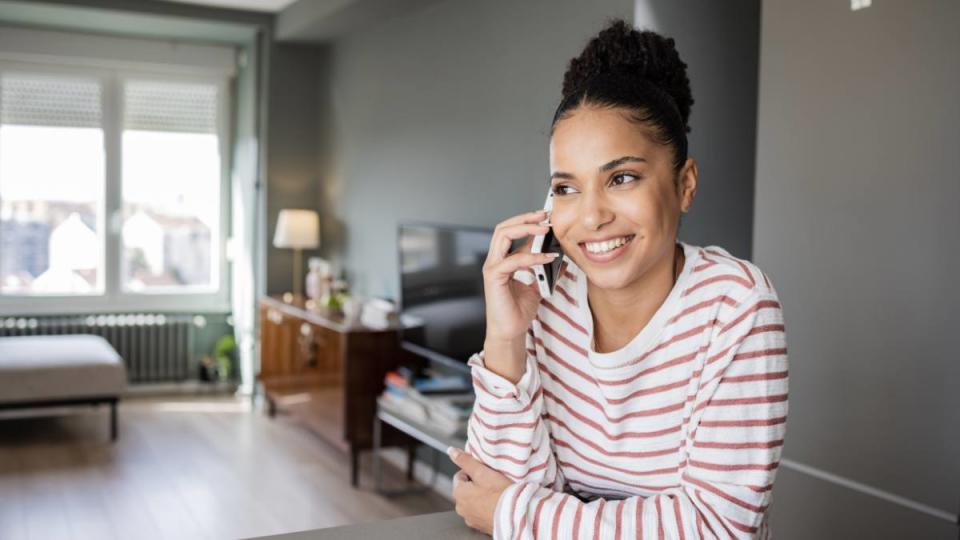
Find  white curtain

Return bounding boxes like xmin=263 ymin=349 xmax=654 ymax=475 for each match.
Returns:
xmin=230 ymin=38 xmax=264 ymax=395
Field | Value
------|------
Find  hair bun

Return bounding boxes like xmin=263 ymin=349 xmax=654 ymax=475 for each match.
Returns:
xmin=562 ymin=19 xmax=693 ymax=131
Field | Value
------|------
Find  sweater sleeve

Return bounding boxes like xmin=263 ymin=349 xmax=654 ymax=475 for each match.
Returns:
xmin=466 ymin=328 xmax=563 ymax=489
xmin=492 ymin=291 xmax=788 ymax=539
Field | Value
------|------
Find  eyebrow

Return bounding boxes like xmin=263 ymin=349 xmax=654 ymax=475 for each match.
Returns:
xmin=550 ymin=155 xmax=647 ymax=181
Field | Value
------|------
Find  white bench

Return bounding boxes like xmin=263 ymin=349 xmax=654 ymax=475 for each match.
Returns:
xmin=0 ymin=335 xmax=127 ymax=440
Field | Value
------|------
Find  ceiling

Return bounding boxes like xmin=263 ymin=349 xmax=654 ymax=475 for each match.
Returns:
xmin=162 ymin=0 xmax=298 ymax=13
xmin=0 ymin=0 xmax=261 ymax=44
xmin=159 ymin=0 xmax=446 ymax=43
xmin=0 ymin=0 xmax=445 ymax=44
xmin=275 ymin=0 xmax=444 ymax=42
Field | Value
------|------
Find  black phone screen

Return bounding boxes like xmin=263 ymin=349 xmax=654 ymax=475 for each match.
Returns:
xmin=542 ymin=229 xmax=564 ymax=294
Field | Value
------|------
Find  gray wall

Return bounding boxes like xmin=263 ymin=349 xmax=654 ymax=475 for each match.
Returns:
xmin=319 ymin=0 xmax=633 ymax=479
xmin=322 ymin=0 xmax=760 ymax=300
xmin=321 ymin=0 xmax=635 ymax=298
xmin=265 ymin=43 xmax=329 ymax=295
xmin=752 ymin=0 xmax=960 ymax=537
xmin=634 ymin=0 xmax=760 ymax=260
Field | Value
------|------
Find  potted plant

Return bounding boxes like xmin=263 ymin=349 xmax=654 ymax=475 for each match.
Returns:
xmin=213 ymin=334 xmax=237 ymax=382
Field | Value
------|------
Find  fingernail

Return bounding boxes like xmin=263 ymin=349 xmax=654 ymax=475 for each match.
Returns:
xmin=447 ymin=447 xmax=461 ymax=460
xmin=546 ymin=252 xmax=560 ymax=258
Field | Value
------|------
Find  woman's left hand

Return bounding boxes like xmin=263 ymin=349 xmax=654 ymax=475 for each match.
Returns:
xmin=449 ymin=447 xmax=513 ymax=535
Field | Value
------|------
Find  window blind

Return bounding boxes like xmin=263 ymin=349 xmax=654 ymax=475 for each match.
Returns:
xmin=0 ymin=72 xmax=102 ymax=128
xmin=124 ymin=80 xmax=218 ymax=134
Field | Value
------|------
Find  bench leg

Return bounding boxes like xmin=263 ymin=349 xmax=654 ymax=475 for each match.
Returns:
xmin=267 ymin=397 xmax=277 ymax=418
xmin=351 ymin=449 xmax=359 ymax=487
xmin=110 ymin=400 xmax=118 ymax=442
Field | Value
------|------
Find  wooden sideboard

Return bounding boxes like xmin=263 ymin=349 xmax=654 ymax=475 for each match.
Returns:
xmin=258 ymin=295 xmax=418 ymax=486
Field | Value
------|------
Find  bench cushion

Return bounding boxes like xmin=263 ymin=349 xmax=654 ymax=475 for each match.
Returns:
xmin=0 ymin=335 xmax=127 ymax=404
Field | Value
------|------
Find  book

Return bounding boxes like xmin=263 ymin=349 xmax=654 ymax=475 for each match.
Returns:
xmin=413 ymin=375 xmax=471 ymax=395
xmin=380 ymin=372 xmax=474 ymax=436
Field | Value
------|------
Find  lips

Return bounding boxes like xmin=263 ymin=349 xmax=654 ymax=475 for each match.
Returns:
xmin=579 ymin=234 xmax=635 ymax=263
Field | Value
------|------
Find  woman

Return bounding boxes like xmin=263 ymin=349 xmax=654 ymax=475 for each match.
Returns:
xmin=448 ymin=20 xmax=788 ymax=539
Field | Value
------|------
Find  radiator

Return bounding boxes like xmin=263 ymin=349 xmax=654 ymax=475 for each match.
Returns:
xmin=0 ymin=314 xmax=195 ymax=383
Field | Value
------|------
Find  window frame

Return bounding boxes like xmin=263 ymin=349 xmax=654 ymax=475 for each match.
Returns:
xmin=0 ymin=58 xmax=232 ymax=314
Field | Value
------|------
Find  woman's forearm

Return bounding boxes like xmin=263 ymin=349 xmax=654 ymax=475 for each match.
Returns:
xmin=481 ymin=336 xmax=527 ymax=384
xmin=467 ymin=334 xmax=559 ymax=489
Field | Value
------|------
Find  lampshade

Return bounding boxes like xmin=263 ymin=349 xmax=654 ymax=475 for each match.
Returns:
xmin=273 ymin=209 xmax=320 ymax=249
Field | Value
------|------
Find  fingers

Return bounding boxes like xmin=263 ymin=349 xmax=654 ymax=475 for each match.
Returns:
xmin=449 ymin=446 xmax=497 ymax=481
xmin=452 ymin=469 xmax=479 ymax=521
xmin=452 ymin=470 xmax=470 ymax=520
xmin=490 ymin=252 xmax=559 ymax=283
xmin=511 ymin=268 xmax=535 ymax=286
xmin=497 ymin=209 xmax=548 ymax=230
xmin=486 ymin=223 xmax=551 ymax=267
xmin=452 ymin=469 xmax=470 ymax=498
xmin=447 ymin=447 xmax=479 ymax=474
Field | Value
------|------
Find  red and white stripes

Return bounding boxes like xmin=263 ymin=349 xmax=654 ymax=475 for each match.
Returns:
xmin=467 ymin=243 xmax=787 ymax=539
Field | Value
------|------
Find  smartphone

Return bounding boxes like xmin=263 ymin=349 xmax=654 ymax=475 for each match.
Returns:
xmin=530 ymin=190 xmax=564 ymax=298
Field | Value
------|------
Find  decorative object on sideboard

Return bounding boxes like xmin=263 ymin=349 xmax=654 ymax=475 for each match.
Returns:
xmin=341 ymin=295 xmax=363 ymax=326
xmin=320 ymin=278 xmax=349 ymax=314
xmin=361 ymin=298 xmax=400 ymax=330
xmin=305 ymin=257 xmax=332 ymax=301
xmin=306 ymin=274 xmax=352 ymax=319
xmin=273 ymin=209 xmax=320 ymax=300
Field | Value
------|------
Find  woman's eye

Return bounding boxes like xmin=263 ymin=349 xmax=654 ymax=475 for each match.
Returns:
xmin=610 ymin=173 xmax=640 ymax=186
xmin=552 ymin=184 xmax=578 ymax=196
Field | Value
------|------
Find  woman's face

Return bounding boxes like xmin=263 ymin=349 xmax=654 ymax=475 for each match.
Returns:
xmin=548 ymin=105 xmax=696 ymax=291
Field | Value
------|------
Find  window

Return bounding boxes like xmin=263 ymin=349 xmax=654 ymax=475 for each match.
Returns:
xmin=0 ymin=72 xmax=106 ymax=295
xmin=121 ymin=80 xmax=221 ymax=293
xmin=0 ymin=62 xmax=229 ymax=312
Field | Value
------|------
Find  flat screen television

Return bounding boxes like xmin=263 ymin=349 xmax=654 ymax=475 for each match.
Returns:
xmin=398 ymin=223 xmax=492 ymax=372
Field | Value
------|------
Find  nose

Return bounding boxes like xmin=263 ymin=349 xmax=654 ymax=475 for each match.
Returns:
xmin=579 ymin=189 xmax=614 ymax=231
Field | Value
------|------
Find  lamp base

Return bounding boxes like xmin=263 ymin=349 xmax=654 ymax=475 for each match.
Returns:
xmin=292 ymin=248 xmax=303 ymax=300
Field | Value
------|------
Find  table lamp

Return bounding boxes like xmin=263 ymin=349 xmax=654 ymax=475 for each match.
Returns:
xmin=273 ymin=209 xmax=320 ymax=300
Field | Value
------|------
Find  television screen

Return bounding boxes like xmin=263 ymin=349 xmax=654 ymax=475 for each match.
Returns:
xmin=398 ymin=223 xmax=491 ymax=369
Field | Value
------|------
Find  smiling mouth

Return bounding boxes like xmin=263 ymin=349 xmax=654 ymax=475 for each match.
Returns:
xmin=578 ymin=235 xmax=635 ymax=263
xmin=581 ymin=235 xmax=635 ymax=254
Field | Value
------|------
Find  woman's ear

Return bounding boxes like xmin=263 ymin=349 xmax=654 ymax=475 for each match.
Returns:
xmin=677 ymin=158 xmax=698 ymax=213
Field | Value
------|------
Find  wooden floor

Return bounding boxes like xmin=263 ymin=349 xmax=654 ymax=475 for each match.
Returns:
xmin=0 ymin=396 xmax=452 ymax=540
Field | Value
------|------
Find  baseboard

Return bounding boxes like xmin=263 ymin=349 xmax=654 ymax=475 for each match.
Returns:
xmin=124 ymin=380 xmax=240 ymax=396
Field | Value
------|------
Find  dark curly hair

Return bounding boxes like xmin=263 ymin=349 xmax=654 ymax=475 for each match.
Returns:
xmin=552 ymin=19 xmax=694 ymax=172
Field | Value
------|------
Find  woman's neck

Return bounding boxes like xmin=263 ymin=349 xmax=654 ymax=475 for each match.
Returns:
xmin=588 ymin=242 xmax=683 ymax=353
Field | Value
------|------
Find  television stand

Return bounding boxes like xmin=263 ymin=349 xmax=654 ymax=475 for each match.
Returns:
xmin=373 ymin=395 xmax=467 ymax=493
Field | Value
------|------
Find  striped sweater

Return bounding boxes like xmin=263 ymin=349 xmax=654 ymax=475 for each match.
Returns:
xmin=466 ymin=242 xmax=788 ymax=539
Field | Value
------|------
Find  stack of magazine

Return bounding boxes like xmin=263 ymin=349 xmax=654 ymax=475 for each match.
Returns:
xmin=380 ymin=369 xmax=474 ymax=437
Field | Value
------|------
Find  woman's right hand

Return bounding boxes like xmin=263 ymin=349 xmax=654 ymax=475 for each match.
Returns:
xmin=482 ymin=210 xmax=559 ymax=345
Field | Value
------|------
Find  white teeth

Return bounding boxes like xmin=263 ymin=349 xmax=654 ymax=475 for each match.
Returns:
xmin=585 ymin=236 xmax=631 ymax=254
